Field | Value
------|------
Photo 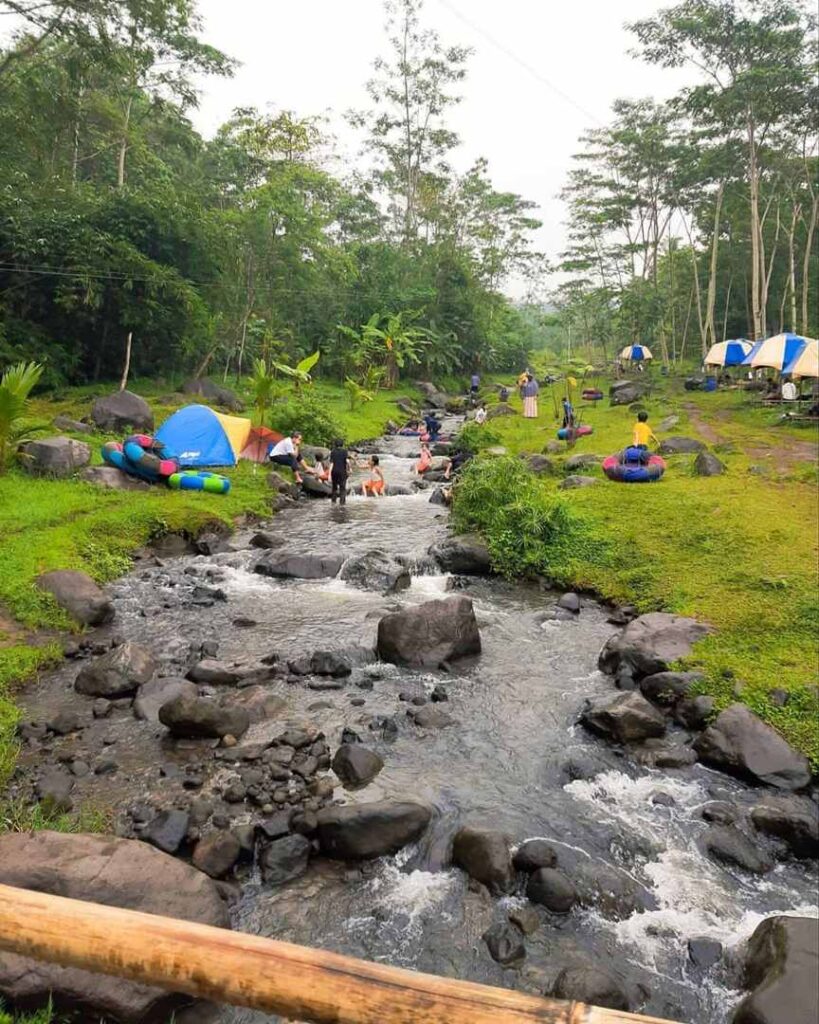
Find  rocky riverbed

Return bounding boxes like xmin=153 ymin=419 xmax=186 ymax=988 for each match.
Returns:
xmin=1 ymin=429 xmax=817 ymax=1024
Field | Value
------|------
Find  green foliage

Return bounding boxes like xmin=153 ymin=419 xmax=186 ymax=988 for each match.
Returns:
xmin=344 ymin=377 xmax=375 ymax=412
xmin=455 ymin=421 xmax=501 ymax=453
xmin=269 ymin=394 xmax=344 ymax=446
xmin=0 ymin=998 xmax=57 ymax=1024
xmin=0 ymin=797 xmax=111 ymax=836
xmin=0 ymin=362 xmax=44 ymax=473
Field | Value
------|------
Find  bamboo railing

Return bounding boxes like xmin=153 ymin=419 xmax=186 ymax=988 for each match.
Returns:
xmin=0 ymin=883 xmax=679 ymax=1024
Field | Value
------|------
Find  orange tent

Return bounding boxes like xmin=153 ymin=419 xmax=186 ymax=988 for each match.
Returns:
xmin=240 ymin=426 xmax=283 ymax=463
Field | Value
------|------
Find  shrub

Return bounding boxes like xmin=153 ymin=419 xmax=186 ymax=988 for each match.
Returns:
xmin=455 ymin=421 xmax=501 ymax=454
xmin=269 ymin=393 xmax=344 ymax=446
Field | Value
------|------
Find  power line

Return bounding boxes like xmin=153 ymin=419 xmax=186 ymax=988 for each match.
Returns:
xmin=437 ymin=0 xmax=604 ymax=127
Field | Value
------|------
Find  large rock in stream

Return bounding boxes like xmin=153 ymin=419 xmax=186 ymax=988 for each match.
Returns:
xmin=598 ymin=612 xmax=710 ymax=678
xmin=74 ymin=642 xmax=157 ymax=698
xmin=36 ymin=570 xmax=113 ymax=626
xmin=340 ymin=550 xmax=411 ymax=594
xmin=158 ymin=694 xmax=250 ymax=739
xmin=451 ymin=826 xmax=515 ymax=894
xmin=377 ymin=595 xmax=481 ymax=668
xmin=254 ymin=551 xmax=343 ymax=580
xmin=428 ymin=534 xmax=492 ymax=575
xmin=580 ymin=692 xmax=666 ymax=744
xmin=733 ymin=916 xmax=819 ymax=1024
xmin=694 ymin=704 xmax=811 ymax=790
xmin=0 ymin=831 xmax=229 ymax=1023
xmin=315 ymin=801 xmax=432 ymax=860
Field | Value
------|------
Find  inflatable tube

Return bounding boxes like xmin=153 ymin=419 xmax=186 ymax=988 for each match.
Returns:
xmin=557 ymin=425 xmax=594 ymax=440
xmin=582 ymin=389 xmax=604 ymax=400
xmin=602 ymin=448 xmax=666 ymax=483
xmin=102 ymin=435 xmax=179 ymax=483
xmin=167 ymin=471 xmax=231 ymax=495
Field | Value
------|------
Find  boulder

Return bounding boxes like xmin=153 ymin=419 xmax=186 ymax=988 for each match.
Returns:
xmin=90 ymin=390 xmax=153 ymax=432
xmin=309 ymin=651 xmax=352 ymax=677
xmin=332 ymin=745 xmax=384 ymax=788
xmin=192 ymin=830 xmax=241 ymax=878
xmin=526 ymin=868 xmax=576 ymax=913
xmin=315 ymin=801 xmax=432 ymax=860
xmin=221 ymin=687 xmax=285 ymax=724
xmin=693 ymin=704 xmax=811 ymax=790
xmin=580 ymin=692 xmax=666 ymax=743
xmin=559 ymin=475 xmax=599 ymax=489
xmin=733 ymin=916 xmax=818 ymax=1024
xmin=415 ymin=381 xmax=449 ymax=407
xmin=674 ymin=695 xmax=715 ymax=730
xmin=552 ymin=966 xmax=630 ymax=1011
xmin=564 ymin=453 xmax=601 ymax=471
xmin=483 ymin=921 xmax=525 ymax=965
xmin=750 ymin=795 xmax=819 ymax=859
xmin=632 ymin=738 xmax=697 ymax=769
xmin=75 ymin=642 xmax=157 ymax=698
xmin=36 ymin=570 xmax=113 ymax=626
xmin=658 ymin=436 xmax=706 ymax=455
xmin=428 ymin=534 xmax=491 ymax=575
xmin=254 ymin=551 xmax=343 ymax=580
xmin=557 ymin=592 xmax=581 ymax=613
xmin=486 ymin=403 xmax=517 ymax=418
xmin=301 ymin=474 xmax=333 ymax=498
xmin=80 ymin=465 xmax=150 ymax=491
xmin=524 ymin=454 xmax=555 ymax=475
xmin=410 ymin=705 xmax=454 ymax=729
xmin=639 ymin=671 xmax=703 ymax=708
xmin=429 ymin=486 xmax=450 ymax=506
xmin=694 ymin=451 xmax=727 ymax=476
xmin=701 ymin=825 xmax=773 ymax=874
xmin=249 ymin=531 xmax=284 ymax=550
xmin=158 ymin=694 xmax=250 ymax=739
xmin=53 ymin=414 xmax=93 ymax=435
xmin=35 ymin=770 xmax=74 ymax=812
xmin=134 ymin=677 xmax=198 ymax=723
xmin=259 ymin=834 xmax=311 ymax=885
xmin=340 ymin=550 xmax=411 ymax=594
xmin=688 ymin=937 xmax=723 ymax=969
xmin=377 ymin=595 xmax=481 ymax=668
xmin=142 ymin=810 xmax=190 ymax=854
xmin=657 ymin=414 xmax=680 ymax=432
xmin=266 ymin=471 xmax=300 ymax=499
xmin=0 ymin=831 xmax=228 ymax=1022
xmin=451 ymin=827 xmax=515 ymax=894
xmin=512 ymin=839 xmax=557 ymax=873
xmin=187 ymin=660 xmax=249 ymax=685
xmin=609 ymin=383 xmax=648 ymax=406
xmin=598 ymin=612 xmax=710 ymax=678
xmin=182 ymin=377 xmax=244 ymax=412
xmin=19 ymin=436 xmax=91 ymax=478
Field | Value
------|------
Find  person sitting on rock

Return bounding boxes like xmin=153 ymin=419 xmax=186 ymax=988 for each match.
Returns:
xmin=632 ymin=411 xmax=658 ymax=450
xmin=360 ymin=455 xmax=385 ymax=497
xmin=416 ymin=441 xmax=432 ymax=475
xmin=444 ymin=448 xmax=472 ymax=480
xmin=269 ymin=432 xmax=311 ymax=484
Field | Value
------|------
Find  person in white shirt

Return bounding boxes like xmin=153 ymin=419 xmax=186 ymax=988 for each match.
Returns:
xmin=269 ymin=432 xmax=308 ymax=483
xmin=474 ymin=404 xmax=487 ymax=425
xmin=782 ymin=380 xmax=798 ymax=401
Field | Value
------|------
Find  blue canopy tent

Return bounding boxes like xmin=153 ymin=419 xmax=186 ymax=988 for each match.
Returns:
xmin=704 ymin=340 xmax=752 ymax=367
xmin=620 ymin=345 xmax=653 ymax=362
xmin=740 ymin=341 xmax=764 ymax=366
xmin=155 ymin=405 xmax=252 ymax=467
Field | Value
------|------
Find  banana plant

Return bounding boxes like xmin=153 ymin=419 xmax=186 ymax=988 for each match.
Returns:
xmin=337 ymin=312 xmax=429 ymax=388
xmin=0 ymin=361 xmax=45 ymax=474
xmin=271 ymin=350 xmax=320 ymax=392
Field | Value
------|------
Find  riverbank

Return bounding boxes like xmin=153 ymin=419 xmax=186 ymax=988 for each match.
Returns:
xmin=451 ymin=375 xmax=819 ymax=765
xmin=0 ymin=379 xmax=419 ymax=788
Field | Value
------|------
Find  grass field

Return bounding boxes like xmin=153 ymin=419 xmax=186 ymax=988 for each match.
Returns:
xmin=454 ymin=373 xmax=819 ymax=764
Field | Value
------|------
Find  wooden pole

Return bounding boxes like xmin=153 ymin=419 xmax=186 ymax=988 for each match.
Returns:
xmin=119 ymin=330 xmax=132 ymax=392
xmin=0 ymin=884 xmax=678 ymax=1024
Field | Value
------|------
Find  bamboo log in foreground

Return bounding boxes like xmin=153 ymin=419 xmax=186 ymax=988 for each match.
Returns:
xmin=0 ymin=883 xmax=678 ymax=1024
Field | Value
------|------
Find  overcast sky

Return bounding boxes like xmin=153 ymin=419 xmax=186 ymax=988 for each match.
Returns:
xmin=190 ymin=0 xmax=690 ymax=292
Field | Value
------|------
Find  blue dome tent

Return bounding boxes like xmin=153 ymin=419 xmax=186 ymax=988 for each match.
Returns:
xmin=155 ymin=405 xmax=252 ymax=467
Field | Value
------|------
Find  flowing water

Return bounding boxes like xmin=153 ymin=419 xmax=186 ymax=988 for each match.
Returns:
xmin=17 ymin=430 xmax=818 ymax=1023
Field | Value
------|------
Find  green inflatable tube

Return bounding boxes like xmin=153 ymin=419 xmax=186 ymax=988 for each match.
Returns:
xmin=167 ymin=471 xmax=231 ymax=495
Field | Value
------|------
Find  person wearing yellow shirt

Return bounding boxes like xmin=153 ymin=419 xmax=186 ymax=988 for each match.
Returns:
xmin=633 ymin=411 xmax=658 ymax=449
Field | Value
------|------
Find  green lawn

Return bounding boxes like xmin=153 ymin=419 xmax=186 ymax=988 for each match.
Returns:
xmin=456 ymin=375 xmax=819 ymax=764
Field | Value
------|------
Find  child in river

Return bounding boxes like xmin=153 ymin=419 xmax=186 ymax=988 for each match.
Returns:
xmin=416 ymin=442 xmax=432 ymax=475
xmin=361 ymin=455 xmax=385 ymax=497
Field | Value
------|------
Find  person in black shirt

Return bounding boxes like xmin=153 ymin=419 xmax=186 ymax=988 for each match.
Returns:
xmin=329 ymin=438 xmax=352 ymax=504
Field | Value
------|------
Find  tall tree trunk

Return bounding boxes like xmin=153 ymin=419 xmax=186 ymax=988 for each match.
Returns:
xmin=760 ymin=202 xmax=780 ymax=336
xmin=801 ymin=192 xmax=818 ymax=334
xmin=117 ymin=94 xmax=133 ymax=188
xmin=722 ymin=272 xmax=733 ymax=342
xmin=71 ymin=78 xmax=84 ymax=186
xmin=704 ymin=182 xmax=724 ymax=349
xmin=787 ymin=206 xmax=798 ymax=332
xmin=747 ymin=115 xmax=763 ymax=339
xmin=401 ymin=14 xmax=414 ymax=242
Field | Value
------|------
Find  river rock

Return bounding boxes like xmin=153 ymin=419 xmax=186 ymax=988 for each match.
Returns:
xmin=159 ymin=694 xmax=250 ymax=739
xmin=254 ymin=551 xmax=343 ymax=579
xmin=301 ymin=474 xmax=333 ymax=497
xmin=37 ymin=570 xmax=114 ymax=626
xmin=639 ymin=671 xmax=702 ymax=707
xmin=377 ymin=595 xmax=481 ymax=668
xmin=733 ymin=916 xmax=818 ymax=1024
xmin=91 ymin=390 xmax=153 ymax=432
xmin=674 ymin=695 xmax=715 ymax=729
xmin=75 ymin=642 xmax=157 ymax=698
xmin=598 ymin=612 xmax=710 ymax=678
xmin=410 ymin=704 xmax=454 ymax=729
xmin=693 ymin=704 xmax=811 ymax=790
xmin=315 ymin=801 xmax=432 ymax=860
xmin=694 ymin=451 xmax=727 ymax=476
xmin=20 ymin=436 xmax=91 ymax=478
xmin=701 ymin=825 xmax=773 ymax=874
xmin=559 ymin=475 xmax=599 ymax=489
xmin=750 ymin=795 xmax=819 ymax=859
xmin=266 ymin=471 xmax=300 ymax=499
xmin=259 ymin=834 xmax=311 ymax=885
xmin=688 ymin=937 xmax=723 ymax=969
xmin=429 ymin=486 xmax=450 ymax=506
xmin=513 ymin=839 xmax=557 ymax=873
xmin=81 ymin=465 xmax=151 ymax=490
xmin=249 ymin=531 xmax=283 ymax=550
xmin=142 ymin=809 xmax=191 ymax=854
xmin=552 ymin=966 xmax=630 ymax=1011
xmin=526 ymin=868 xmax=576 ymax=913
xmin=340 ymin=550 xmax=411 ymax=594
xmin=332 ymin=744 xmax=383 ymax=788
xmin=557 ymin=592 xmax=581 ymax=613
xmin=134 ymin=677 xmax=198 ymax=723
xmin=580 ymin=692 xmax=666 ymax=743
xmin=0 ymin=831 xmax=228 ymax=1022
xmin=35 ymin=769 xmax=74 ymax=812
xmin=428 ymin=534 xmax=491 ymax=575
xmin=192 ymin=830 xmax=242 ymax=878
xmin=53 ymin=414 xmax=92 ymax=435
xmin=310 ymin=651 xmax=352 ymax=677
xmin=182 ymin=377 xmax=244 ymax=411
xmin=483 ymin=921 xmax=525 ymax=965
xmin=452 ymin=827 xmax=515 ymax=894
xmin=222 ymin=687 xmax=285 ymax=724
xmin=632 ymin=738 xmax=697 ymax=769
xmin=187 ymin=659 xmax=249 ymax=685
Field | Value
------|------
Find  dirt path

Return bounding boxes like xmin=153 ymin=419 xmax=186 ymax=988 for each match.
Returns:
xmin=684 ymin=402 xmax=818 ymax=468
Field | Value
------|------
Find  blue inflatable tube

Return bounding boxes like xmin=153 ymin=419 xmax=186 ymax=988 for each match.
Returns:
xmin=167 ymin=471 xmax=231 ymax=494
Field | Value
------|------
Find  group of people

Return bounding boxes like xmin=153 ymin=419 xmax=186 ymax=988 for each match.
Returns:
xmin=268 ymin=433 xmax=383 ymax=503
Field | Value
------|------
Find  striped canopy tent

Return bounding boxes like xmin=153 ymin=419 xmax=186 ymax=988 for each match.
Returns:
xmin=740 ymin=341 xmax=764 ymax=365
xmin=748 ymin=333 xmax=809 ymax=371
xmin=704 ymin=340 xmax=752 ymax=367
xmin=782 ymin=338 xmax=819 ymax=378
xmin=620 ymin=345 xmax=653 ymax=361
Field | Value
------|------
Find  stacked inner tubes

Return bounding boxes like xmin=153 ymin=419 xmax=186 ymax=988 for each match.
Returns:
xmin=581 ymin=388 xmax=604 ymax=401
xmin=101 ymin=435 xmax=230 ymax=493
xmin=602 ymin=447 xmax=666 ymax=483
xmin=557 ymin=425 xmax=593 ymax=441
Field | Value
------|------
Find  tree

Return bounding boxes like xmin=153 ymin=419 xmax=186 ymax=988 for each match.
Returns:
xmin=0 ymin=361 xmax=43 ymax=473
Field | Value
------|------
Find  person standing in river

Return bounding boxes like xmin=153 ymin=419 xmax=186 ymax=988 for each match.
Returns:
xmin=329 ymin=438 xmax=352 ymax=504
xmin=522 ymin=373 xmax=539 ymax=418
